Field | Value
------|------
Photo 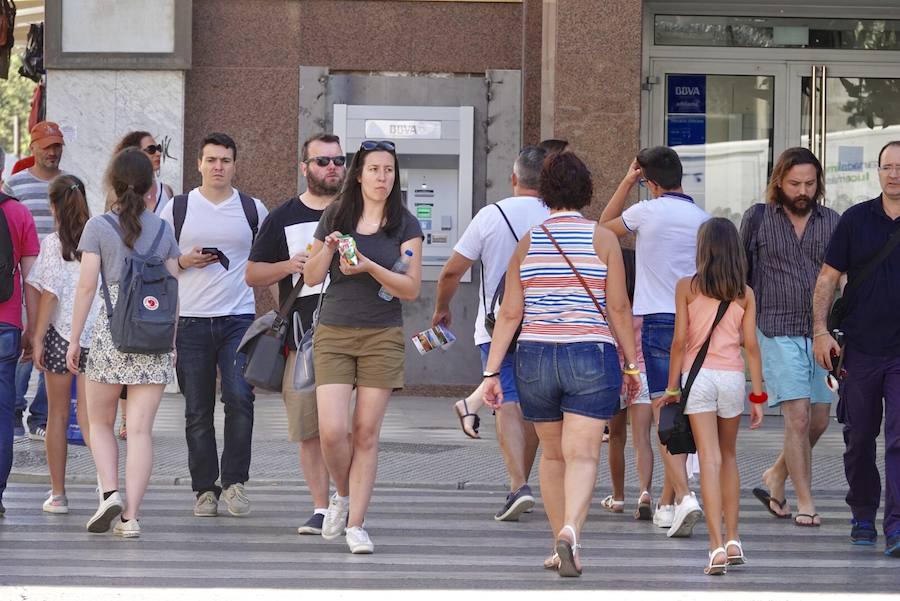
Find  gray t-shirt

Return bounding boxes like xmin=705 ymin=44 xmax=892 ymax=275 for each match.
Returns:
xmin=314 ymin=203 xmax=423 ymax=327
xmin=78 ymin=210 xmax=181 ymax=283
xmin=1 ymin=169 xmax=63 ymax=240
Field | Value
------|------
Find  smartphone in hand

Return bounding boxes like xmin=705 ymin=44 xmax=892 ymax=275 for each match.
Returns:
xmin=201 ymin=247 xmax=230 ymax=270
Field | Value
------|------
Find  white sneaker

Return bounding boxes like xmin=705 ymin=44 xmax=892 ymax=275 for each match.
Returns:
xmin=194 ymin=491 xmax=219 ymax=517
xmin=222 ymin=483 xmax=250 ymax=516
xmin=653 ymin=503 xmax=675 ymax=528
xmin=87 ymin=491 xmax=124 ymax=533
xmin=113 ymin=518 xmax=141 ymax=538
xmin=667 ymin=492 xmax=703 ymax=538
xmin=42 ymin=494 xmax=69 ymax=514
xmin=346 ymin=526 xmax=374 ymax=554
xmin=321 ymin=493 xmax=350 ymax=540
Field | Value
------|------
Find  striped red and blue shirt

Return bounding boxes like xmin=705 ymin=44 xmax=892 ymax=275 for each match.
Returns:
xmin=519 ymin=212 xmax=615 ymax=345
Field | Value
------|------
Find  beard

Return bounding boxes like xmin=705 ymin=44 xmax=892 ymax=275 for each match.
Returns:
xmin=307 ymin=170 xmax=344 ymax=196
xmin=777 ymin=188 xmax=815 ymax=217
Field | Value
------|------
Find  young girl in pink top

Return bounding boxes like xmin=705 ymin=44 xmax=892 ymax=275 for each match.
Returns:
xmin=658 ymin=217 xmax=765 ymax=576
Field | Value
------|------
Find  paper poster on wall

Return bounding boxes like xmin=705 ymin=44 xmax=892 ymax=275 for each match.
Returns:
xmin=667 ymin=75 xmax=706 ymax=114
xmin=667 ymin=115 xmax=707 ymax=146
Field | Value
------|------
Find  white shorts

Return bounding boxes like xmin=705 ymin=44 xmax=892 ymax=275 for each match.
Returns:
xmin=620 ymin=372 xmax=651 ymax=409
xmin=682 ymin=368 xmax=745 ymax=419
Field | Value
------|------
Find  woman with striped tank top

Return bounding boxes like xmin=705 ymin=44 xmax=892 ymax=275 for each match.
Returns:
xmin=484 ymin=152 xmax=641 ymax=577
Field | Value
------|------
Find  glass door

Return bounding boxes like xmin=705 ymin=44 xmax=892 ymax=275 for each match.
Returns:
xmin=648 ymin=60 xmax=788 ymax=225
xmin=789 ymin=63 xmax=900 ymax=213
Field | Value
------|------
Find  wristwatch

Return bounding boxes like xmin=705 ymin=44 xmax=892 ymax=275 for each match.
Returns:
xmin=482 ymin=370 xmax=500 ymax=378
xmin=624 ymin=362 xmax=638 ymax=372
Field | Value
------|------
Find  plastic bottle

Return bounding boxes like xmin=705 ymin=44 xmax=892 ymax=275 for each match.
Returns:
xmin=378 ymin=250 xmax=414 ymax=301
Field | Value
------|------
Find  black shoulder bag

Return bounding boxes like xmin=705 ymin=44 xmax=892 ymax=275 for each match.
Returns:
xmin=658 ymin=299 xmax=731 ymax=455
xmin=828 ymin=225 xmax=900 ymax=333
xmin=483 ymin=204 xmax=522 ymax=343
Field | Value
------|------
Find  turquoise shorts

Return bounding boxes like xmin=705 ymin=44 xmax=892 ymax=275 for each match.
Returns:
xmin=757 ymin=330 xmax=835 ymax=407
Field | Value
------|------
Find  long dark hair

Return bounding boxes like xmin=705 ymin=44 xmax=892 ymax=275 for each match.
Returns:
xmin=107 ymin=148 xmax=153 ymax=249
xmin=114 ymin=130 xmax=152 ymax=155
xmin=332 ymin=146 xmax=404 ymax=236
xmin=766 ymin=147 xmax=824 ymax=205
xmin=693 ymin=218 xmax=747 ymax=302
xmin=48 ymin=175 xmax=90 ymax=261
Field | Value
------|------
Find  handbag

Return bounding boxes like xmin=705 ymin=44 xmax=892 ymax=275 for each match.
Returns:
xmin=237 ymin=276 xmax=307 ymax=392
xmin=292 ymin=284 xmax=326 ymax=392
xmin=483 ymin=204 xmax=522 ymax=344
xmin=827 ymin=225 xmax=900 ymax=333
xmin=658 ymin=299 xmax=731 ymax=455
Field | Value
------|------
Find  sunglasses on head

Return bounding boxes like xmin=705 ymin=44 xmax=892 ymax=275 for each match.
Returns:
xmin=143 ymin=144 xmax=163 ymax=155
xmin=359 ymin=140 xmax=396 ymax=152
xmin=306 ymin=155 xmax=346 ymax=167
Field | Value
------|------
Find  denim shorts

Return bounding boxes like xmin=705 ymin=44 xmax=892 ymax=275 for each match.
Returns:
xmin=514 ymin=341 xmax=622 ymax=422
xmin=641 ymin=313 xmax=675 ymax=398
xmin=479 ymin=343 xmax=518 ymax=403
xmin=757 ymin=330 xmax=834 ymax=407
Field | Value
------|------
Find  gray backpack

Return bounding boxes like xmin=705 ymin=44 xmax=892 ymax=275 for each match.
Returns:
xmin=100 ymin=214 xmax=178 ymax=354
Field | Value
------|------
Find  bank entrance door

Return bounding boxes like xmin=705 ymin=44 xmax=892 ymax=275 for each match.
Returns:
xmin=647 ymin=59 xmax=900 ymax=222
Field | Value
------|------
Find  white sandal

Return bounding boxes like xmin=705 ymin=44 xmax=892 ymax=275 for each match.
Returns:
xmin=704 ymin=547 xmax=728 ymax=576
xmin=543 ymin=550 xmax=560 ymax=570
xmin=725 ymin=539 xmax=746 ymax=566
xmin=556 ymin=525 xmax=583 ymax=577
xmin=600 ymin=494 xmax=625 ymax=513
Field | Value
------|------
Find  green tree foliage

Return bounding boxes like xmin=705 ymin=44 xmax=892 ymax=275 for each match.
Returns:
xmin=0 ymin=54 xmax=36 ymax=157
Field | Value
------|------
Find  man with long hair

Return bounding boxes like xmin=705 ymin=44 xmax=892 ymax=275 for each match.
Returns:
xmin=741 ymin=147 xmax=839 ymax=527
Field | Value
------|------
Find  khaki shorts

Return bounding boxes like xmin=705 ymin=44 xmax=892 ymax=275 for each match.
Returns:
xmin=313 ymin=324 xmax=405 ymax=389
xmin=282 ymin=350 xmax=319 ymax=442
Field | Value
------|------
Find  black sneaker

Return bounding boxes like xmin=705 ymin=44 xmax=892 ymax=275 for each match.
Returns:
xmin=885 ymin=530 xmax=900 ymax=557
xmin=850 ymin=519 xmax=877 ymax=545
xmin=297 ymin=512 xmax=325 ymax=535
xmin=494 ymin=484 xmax=535 ymax=522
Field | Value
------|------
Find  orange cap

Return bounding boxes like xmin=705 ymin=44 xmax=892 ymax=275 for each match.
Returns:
xmin=30 ymin=121 xmax=65 ymax=149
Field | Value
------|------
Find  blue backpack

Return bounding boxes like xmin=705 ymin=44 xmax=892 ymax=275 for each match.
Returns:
xmin=100 ymin=214 xmax=178 ymax=354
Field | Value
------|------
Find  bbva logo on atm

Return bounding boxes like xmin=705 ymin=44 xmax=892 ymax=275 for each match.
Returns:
xmin=675 ymin=86 xmax=702 ymax=96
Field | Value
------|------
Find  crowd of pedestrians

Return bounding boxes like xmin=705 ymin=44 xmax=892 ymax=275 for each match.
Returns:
xmin=0 ymin=118 xmax=898 ymax=574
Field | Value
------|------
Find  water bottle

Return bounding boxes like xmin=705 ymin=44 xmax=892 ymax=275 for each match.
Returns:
xmin=378 ymin=250 xmax=414 ymax=301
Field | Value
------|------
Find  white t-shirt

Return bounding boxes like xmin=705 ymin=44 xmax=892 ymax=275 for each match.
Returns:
xmin=454 ymin=195 xmax=550 ymax=345
xmin=622 ymin=193 xmax=710 ymax=315
xmin=160 ymin=187 xmax=269 ymax=317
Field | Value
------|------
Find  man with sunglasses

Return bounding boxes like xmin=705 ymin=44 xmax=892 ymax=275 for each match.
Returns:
xmin=246 ymin=133 xmax=346 ymax=534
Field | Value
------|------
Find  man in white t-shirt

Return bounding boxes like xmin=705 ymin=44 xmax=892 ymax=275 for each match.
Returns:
xmin=432 ymin=146 xmax=550 ymax=521
xmin=161 ymin=133 xmax=269 ymax=518
xmin=601 ymin=146 xmax=710 ymax=539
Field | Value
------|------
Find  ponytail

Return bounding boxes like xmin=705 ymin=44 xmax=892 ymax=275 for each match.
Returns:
xmin=106 ymin=148 xmax=154 ymax=249
xmin=48 ymin=175 xmax=91 ymax=261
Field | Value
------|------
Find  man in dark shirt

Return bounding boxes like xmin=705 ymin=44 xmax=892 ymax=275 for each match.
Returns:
xmin=813 ymin=141 xmax=900 ymax=556
xmin=246 ymin=133 xmax=346 ymax=534
xmin=741 ymin=148 xmax=839 ymax=526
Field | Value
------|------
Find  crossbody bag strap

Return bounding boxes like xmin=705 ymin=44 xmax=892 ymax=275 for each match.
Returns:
xmin=494 ymin=204 xmax=519 ymax=242
xmin=540 ymin=224 xmax=606 ymax=321
xmin=679 ymin=299 xmax=731 ymax=411
xmin=273 ymin=275 xmax=308 ymax=332
xmin=842 ymin=224 xmax=900 ymax=300
xmin=480 ymin=204 xmax=520 ymax=314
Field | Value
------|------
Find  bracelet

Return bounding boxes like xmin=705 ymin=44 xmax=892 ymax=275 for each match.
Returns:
xmin=749 ymin=391 xmax=768 ymax=404
xmin=664 ymin=387 xmax=681 ymax=396
xmin=813 ymin=331 xmax=830 ymax=338
xmin=622 ymin=369 xmax=640 ymax=376
xmin=177 ymin=256 xmax=186 ymax=270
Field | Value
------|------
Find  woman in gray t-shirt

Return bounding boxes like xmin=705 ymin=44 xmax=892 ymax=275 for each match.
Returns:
xmin=68 ymin=148 xmax=180 ymax=539
xmin=304 ymin=141 xmax=423 ymax=554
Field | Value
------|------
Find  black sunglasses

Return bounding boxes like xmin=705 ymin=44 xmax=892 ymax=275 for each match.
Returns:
xmin=306 ymin=155 xmax=346 ymax=167
xmin=143 ymin=144 xmax=163 ymax=155
xmin=359 ymin=140 xmax=396 ymax=152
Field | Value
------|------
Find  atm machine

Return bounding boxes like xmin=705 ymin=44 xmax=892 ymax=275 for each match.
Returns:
xmin=333 ymin=104 xmax=474 ymax=281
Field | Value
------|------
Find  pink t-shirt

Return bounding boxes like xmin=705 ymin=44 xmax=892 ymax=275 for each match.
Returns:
xmin=682 ymin=294 xmax=745 ymax=373
xmin=0 ymin=197 xmax=40 ymax=329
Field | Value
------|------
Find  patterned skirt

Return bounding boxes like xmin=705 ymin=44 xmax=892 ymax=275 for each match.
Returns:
xmin=86 ymin=282 xmax=174 ymax=385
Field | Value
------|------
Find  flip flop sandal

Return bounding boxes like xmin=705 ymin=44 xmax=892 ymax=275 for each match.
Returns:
xmin=634 ymin=491 xmax=652 ymax=520
xmin=725 ymin=539 xmax=746 ymax=566
xmin=794 ymin=513 xmax=821 ymax=527
xmin=543 ymin=551 xmax=560 ymax=570
xmin=453 ymin=400 xmax=481 ymax=439
xmin=556 ymin=525 xmax=583 ymax=577
xmin=601 ymin=495 xmax=625 ymax=513
xmin=704 ymin=547 xmax=728 ymax=576
xmin=752 ymin=487 xmax=791 ymax=519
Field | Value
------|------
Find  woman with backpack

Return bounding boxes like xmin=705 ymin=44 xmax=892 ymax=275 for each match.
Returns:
xmin=656 ymin=218 xmax=765 ymax=575
xmin=67 ymin=148 xmax=181 ymax=538
xmin=27 ymin=175 xmax=100 ymax=514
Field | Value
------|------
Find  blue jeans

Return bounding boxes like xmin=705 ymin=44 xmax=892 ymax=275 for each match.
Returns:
xmin=14 ymin=361 xmax=47 ymax=428
xmin=0 ymin=324 xmax=22 ymax=500
xmin=176 ymin=314 xmax=255 ymax=494
xmin=641 ymin=313 xmax=676 ymax=398
xmin=514 ymin=341 xmax=622 ymax=421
